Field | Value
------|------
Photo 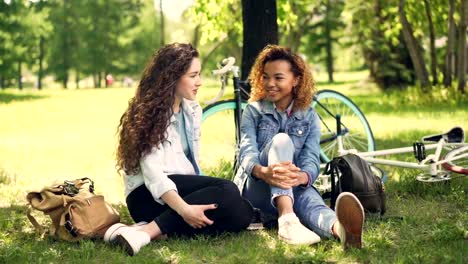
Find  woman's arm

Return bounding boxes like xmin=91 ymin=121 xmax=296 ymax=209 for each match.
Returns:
xmin=238 ymin=104 xmax=262 ymax=177
xmin=296 ymin=111 xmax=321 ymax=185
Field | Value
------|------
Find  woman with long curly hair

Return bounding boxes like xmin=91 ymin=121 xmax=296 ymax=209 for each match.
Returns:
xmin=234 ymin=45 xmax=365 ymax=249
xmin=105 ymin=43 xmax=253 ymax=256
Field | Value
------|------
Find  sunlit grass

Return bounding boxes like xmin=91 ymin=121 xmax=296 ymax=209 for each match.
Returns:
xmin=0 ymin=73 xmax=466 ymax=263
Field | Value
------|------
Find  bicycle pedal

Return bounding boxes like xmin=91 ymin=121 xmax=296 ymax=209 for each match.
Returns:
xmin=413 ymin=142 xmax=426 ymax=162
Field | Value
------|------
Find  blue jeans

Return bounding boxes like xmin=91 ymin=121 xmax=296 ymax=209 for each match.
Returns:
xmin=242 ymin=133 xmax=336 ymax=238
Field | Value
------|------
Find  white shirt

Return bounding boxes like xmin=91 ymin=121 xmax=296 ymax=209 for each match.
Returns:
xmin=123 ymin=99 xmax=202 ymax=205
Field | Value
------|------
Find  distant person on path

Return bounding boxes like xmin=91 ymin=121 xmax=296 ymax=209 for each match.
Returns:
xmin=105 ymin=43 xmax=253 ymax=256
xmin=106 ymin=74 xmax=114 ymax=86
xmin=234 ymin=45 xmax=365 ymax=248
xmin=123 ymin=76 xmax=134 ymax=87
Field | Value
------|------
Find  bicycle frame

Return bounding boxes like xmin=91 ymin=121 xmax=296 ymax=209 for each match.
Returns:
xmin=334 ymin=123 xmax=467 ymax=178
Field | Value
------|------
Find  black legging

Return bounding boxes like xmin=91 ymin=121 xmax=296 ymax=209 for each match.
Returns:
xmin=126 ymin=174 xmax=253 ymax=237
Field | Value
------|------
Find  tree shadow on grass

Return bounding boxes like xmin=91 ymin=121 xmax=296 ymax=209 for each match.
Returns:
xmin=316 ymin=79 xmax=358 ymax=86
xmin=0 ymin=92 xmax=48 ymax=104
xmin=341 ymin=94 xmax=467 ymax=116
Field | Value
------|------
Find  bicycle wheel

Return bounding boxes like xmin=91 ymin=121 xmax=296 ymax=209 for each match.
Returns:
xmin=312 ymin=90 xmax=375 ymax=162
xmin=200 ymin=100 xmax=247 ymax=179
xmin=442 ymin=145 xmax=468 ymax=175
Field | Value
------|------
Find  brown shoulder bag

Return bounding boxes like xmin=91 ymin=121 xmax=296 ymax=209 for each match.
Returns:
xmin=26 ymin=177 xmax=120 ymax=241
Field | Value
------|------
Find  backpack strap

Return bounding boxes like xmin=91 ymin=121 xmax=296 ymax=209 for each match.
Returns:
xmin=26 ymin=206 xmax=46 ymax=235
xmin=324 ymin=159 xmax=341 ymax=210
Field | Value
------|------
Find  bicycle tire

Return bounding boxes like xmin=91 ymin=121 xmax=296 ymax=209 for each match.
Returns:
xmin=200 ymin=100 xmax=247 ymax=179
xmin=312 ymin=90 xmax=375 ymax=162
xmin=442 ymin=145 xmax=468 ymax=175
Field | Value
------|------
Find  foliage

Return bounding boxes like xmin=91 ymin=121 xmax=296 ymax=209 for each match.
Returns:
xmin=345 ymin=0 xmax=416 ymax=89
xmin=186 ymin=0 xmax=242 ymax=74
xmin=0 ymin=0 xmax=51 ymax=86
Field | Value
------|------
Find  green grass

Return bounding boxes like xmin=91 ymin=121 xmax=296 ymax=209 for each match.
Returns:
xmin=0 ymin=72 xmax=467 ymax=263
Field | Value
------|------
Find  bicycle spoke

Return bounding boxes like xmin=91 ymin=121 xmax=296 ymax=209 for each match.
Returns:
xmin=344 ymin=134 xmax=369 ymax=150
xmin=313 ymin=90 xmax=375 ymax=162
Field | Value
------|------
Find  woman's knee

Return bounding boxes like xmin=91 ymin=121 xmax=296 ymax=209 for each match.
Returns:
xmin=268 ymin=133 xmax=295 ymax=163
xmin=272 ymin=133 xmax=293 ymax=147
xmin=218 ymin=180 xmax=243 ymax=201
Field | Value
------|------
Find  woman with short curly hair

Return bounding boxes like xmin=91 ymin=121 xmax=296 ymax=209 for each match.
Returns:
xmin=234 ymin=45 xmax=365 ymax=249
xmin=106 ymin=43 xmax=253 ymax=256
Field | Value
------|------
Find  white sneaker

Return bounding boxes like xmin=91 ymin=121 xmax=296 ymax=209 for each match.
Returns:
xmin=115 ymin=230 xmax=151 ymax=256
xmin=278 ymin=213 xmax=321 ymax=245
xmin=103 ymin=221 xmax=147 ymax=243
xmin=335 ymin=192 xmax=365 ymax=249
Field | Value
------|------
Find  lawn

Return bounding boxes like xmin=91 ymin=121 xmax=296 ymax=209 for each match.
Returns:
xmin=0 ymin=72 xmax=466 ymax=263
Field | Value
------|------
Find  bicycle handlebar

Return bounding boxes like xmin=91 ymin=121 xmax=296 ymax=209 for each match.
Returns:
xmin=212 ymin=57 xmax=236 ymax=75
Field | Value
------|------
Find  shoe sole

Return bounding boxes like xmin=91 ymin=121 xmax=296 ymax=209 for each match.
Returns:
xmin=115 ymin=234 xmax=135 ymax=256
xmin=104 ymin=222 xmax=148 ymax=243
xmin=103 ymin=223 xmax=126 ymax=243
xmin=336 ymin=192 xmax=364 ymax=249
xmin=278 ymin=234 xmax=321 ymax=245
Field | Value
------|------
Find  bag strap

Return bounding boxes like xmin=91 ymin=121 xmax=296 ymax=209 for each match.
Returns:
xmin=324 ymin=159 xmax=341 ymax=210
xmin=26 ymin=206 xmax=46 ymax=235
xmin=330 ymin=162 xmax=341 ymax=210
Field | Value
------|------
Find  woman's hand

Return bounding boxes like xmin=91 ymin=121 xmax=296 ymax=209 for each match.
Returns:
xmin=179 ymin=204 xmax=217 ymax=229
xmin=161 ymin=191 xmax=217 ymax=229
xmin=254 ymin=161 xmax=304 ymax=188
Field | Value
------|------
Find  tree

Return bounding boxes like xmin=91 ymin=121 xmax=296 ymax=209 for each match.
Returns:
xmin=399 ymin=0 xmax=430 ymax=89
xmin=443 ymin=0 xmax=457 ymax=87
xmin=188 ymin=0 xmax=243 ymax=74
xmin=457 ymin=0 xmax=467 ymax=93
xmin=277 ymin=0 xmax=320 ymax=53
xmin=241 ymin=0 xmax=278 ymax=85
xmin=347 ymin=0 xmax=415 ymax=89
xmin=0 ymin=1 xmax=41 ymax=90
xmin=159 ymin=0 xmax=165 ymax=46
xmin=423 ymin=0 xmax=437 ymax=85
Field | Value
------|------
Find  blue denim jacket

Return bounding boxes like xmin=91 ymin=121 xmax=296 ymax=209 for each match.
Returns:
xmin=233 ymin=100 xmax=321 ymax=192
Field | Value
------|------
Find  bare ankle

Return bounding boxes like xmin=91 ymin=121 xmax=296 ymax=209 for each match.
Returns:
xmin=275 ymin=196 xmax=294 ymax=216
xmin=141 ymin=221 xmax=163 ymax=240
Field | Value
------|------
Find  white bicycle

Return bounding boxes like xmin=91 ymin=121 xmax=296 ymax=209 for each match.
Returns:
xmin=315 ymin=122 xmax=468 ymax=192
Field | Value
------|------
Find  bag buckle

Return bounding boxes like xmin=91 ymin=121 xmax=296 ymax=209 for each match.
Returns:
xmin=64 ymin=220 xmax=78 ymax=237
xmin=63 ymin=181 xmax=79 ymax=196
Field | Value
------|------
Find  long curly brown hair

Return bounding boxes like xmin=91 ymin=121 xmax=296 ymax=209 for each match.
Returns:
xmin=116 ymin=43 xmax=199 ymax=175
xmin=248 ymin=45 xmax=316 ymax=111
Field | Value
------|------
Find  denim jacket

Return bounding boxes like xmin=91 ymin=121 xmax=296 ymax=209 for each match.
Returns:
xmin=124 ymin=99 xmax=202 ymax=204
xmin=233 ymin=100 xmax=321 ymax=192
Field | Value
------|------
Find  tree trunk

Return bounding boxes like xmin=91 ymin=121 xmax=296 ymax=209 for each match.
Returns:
xmin=62 ymin=0 xmax=69 ymax=89
xmin=18 ymin=61 xmax=22 ymax=90
xmin=457 ymin=0 xmax=467 ymax=93
xmin=38 ymin=36 xmax=44 ymax=90
xmin=160 ymin=0 xmax=165 ymax=46
xmin=94 ymin=73 xmax=101 ymax=88
xmin=63 ymin=73 xmax=68 ymax=89
xmin=443 ymin=0 xmax=456 ymax=87
xmin=76 ymin=71 xmax=79 ymax=89
xmin=1 ymin=75 xmax=4 ymax=89
xmin=192 ymin=24 xmax=201 ymax=48
xmin=423 ymin=0 xmax=437 ymax=85
xmin=398 ymin=0 xmax=430 ymax=90
xmin=241 ymin=0 xmax=278 ymax=96
xmin=325 ymin=0 xmax=334 ymax=83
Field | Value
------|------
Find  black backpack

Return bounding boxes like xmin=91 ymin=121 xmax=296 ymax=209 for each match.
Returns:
xmin=324 ymin=153 xmax=386 ymax=215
